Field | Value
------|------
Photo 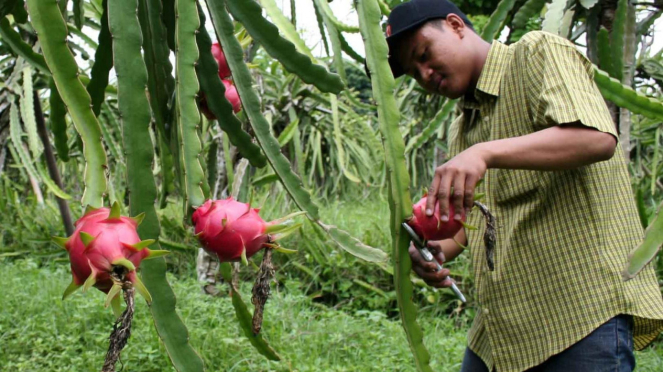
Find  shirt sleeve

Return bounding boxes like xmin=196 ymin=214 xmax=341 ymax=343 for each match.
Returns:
xmin=526 ymin=34 xmax=617 ymax=138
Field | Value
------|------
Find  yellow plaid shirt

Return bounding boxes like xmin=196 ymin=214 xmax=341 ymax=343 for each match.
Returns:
xmin=448 ymin=31 xmax=663 ymax=372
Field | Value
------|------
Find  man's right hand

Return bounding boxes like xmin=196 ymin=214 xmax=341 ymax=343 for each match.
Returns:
xmin=408 ymin=240 xmax=454 ymax=288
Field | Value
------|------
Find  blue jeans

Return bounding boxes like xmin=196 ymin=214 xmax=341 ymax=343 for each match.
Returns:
xmin=461 ymin=314 xmax=635 ymax=372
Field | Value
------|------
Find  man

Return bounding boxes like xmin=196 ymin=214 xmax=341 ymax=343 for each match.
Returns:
xmin=385 ymin=0 xmax=663 ymax=371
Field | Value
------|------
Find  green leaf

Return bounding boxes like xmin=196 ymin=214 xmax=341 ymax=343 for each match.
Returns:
xmin=138 ymin=0 xmax=176 ymax=144
xmin=314 ymin=0 xmax=346 ymax=82
xmin=314 ymin=0 xmax=359 ymax=33
xmin=331 ymin=94 xmax=360 ymax=182
xmin=108 ymin=0 xmax=205 ymax=369
xmin=86 ymin=0 xmax=113 ymax=117
xmin=20 ymin=67 xmax=41 ymax=159
xmin=259 ymin=0 xmax=317 ymax=58
xmin=133 ymin=273 xmax=153 ymax=303
xmin=207 ymin=0 xmax=387 ymax=263
xmin=223 ymin=0 xmax=344 ymax=93
xmin=597 ymin=27 xmax=613 ymax=78
xmin=83 ymin=271 xmax=96 ymax=292
xmin=80 ymin=231 xmax=95 ymax=247
xmin=252 ymin=172 xmax=279 ymax=187
xmin=339 ymin=31 xmax=365 ymax=64
xmin=481 ymin=0 xmax=518 ymax=41
xmin=594 ymin=67 xmax=663 ymax=120
xmin=541 ymin=0 xmax=566 ymax=35
xmin=72 ymin=0 xmax=84 ymax=29
xmin=512 ymin=0 xmax=547 ymax=30
xmin=11 ymin=0 xmax=27 ymax=23
xmin=109 ymin=201 xmax=121 ymax=219
xmin=219 ymin=263 xmax=281 ymax=360
xmin=112 ymin=258 xmax=136 ymax=271
xmin=62 ymin=280 xmax=80 ymax=300
xmin=610 ymin=0 xmax=628 ymax=82
xmin=277 ymin=117 xmax=299 ymax=147
xmin=195 ymin=5 xmax=266 ymax=168
xmin=0 ymin=0 xmax=18 ymax=18
xmin=623 ymin=200 xmax=663 ymax=280
xmin=37 ymin=162 xmax=72 ymax=199
xmin=146 ymin=249 xmax=169 ymax=259
xmin=105 ymin=284 xmax=122 ymax=308
xmin=405 ymin=99 xmax=455 ymax=153
xmin=133 ymin=239 xmax=156 ymax=250
xmin=0 ymin=17 xmax=50 ymax=74
xmin=175 ymin=0 xmax=207 ymax=209
xmin=27 ymin=0 xmax=108 ymax=209
xmin=312 ymin=0 xmax=330 ymax=57
xmin=652 ymin=128 xmax=661 ymax=195
xmin=357 ymin=0 xmax=433 ymax=371
xmin=9 ymin=101 xmax=42 ymax=194
xmin=52 ymin=236 xmax=69 ymax=249
xmin=48 ymin=78 xmax=69 ymax=162
xmin=635 ymin=187 xmax=649 ymax=229
xmin=223 ymin=133 xmax=235 ymax=189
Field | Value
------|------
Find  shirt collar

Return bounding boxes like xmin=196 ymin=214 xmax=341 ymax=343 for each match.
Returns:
xmin=459 ymin=40 xmax=510 ymax=109
xmin=475 ymin=40 xmax=510 ymax=98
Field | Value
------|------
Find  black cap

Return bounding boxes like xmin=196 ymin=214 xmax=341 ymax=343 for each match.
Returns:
xmin=385 ymin=0 xmax=473 ymax=78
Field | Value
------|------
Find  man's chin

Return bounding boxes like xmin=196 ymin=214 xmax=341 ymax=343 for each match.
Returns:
xmin=439 ymin=89 xmax=464 ymax=99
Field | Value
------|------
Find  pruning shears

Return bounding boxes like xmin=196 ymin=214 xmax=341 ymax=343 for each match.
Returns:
xmin=402 ymin=222 xmax=467 ymax=303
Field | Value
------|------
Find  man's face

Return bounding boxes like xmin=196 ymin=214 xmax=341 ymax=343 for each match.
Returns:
xmin=394 ymin=20 xmax=472 ymax=99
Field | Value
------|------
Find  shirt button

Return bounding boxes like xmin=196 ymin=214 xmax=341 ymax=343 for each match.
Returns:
xmin=483 ymin=116 xmax=490 ymax=122
xmin=484 ymin=308 xmax=490 ymax=315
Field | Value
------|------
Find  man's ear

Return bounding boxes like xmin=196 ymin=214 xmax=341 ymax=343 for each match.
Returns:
xmin=445 ymin=14 xmax=466 ymax=38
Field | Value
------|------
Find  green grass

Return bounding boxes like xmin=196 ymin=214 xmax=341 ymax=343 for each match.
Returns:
xmin=1 ymin=259 xmax=662 ymax=371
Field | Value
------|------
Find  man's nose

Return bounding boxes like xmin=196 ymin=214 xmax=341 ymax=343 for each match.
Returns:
xmin=417 ymin=64 xmax=433 ymax=85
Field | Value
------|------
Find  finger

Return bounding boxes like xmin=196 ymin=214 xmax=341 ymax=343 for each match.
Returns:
xmin=437 ymin=169 xmax=453 ymax=222
xmin=434 ymin=250 xmax=446 ymax=265
xmin=425 ymin=241 xmax=446 ymax=263
xmin=429 ymin=277 xmax=454 ymax=288
xmin=426 ymin=171 xmax=442 ymax=217
xmin=452 ymin=173 xmax=466 ymax=221
xmin=408 ymin=244 xmax=424 ymax=266
xmin=464 ymin=174 xmax=478 ymax=216
xmin=413 ymin=265 xmax=451 ymax=282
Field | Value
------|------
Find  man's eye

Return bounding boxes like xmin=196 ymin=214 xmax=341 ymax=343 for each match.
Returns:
xmin=420 ymin=49 xmax=428 ymax=62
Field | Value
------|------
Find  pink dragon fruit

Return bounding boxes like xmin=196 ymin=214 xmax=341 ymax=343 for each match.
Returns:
xmin=192 ymin=197 xmax=302 ymax=263
xmin=407 ymin=196 xmax=465 ymax=241
xmin=55 ymin=202 xmax=168 ymax=312
xmin=222 ymin=80 xmax=241 ymax=113
xmin=212 ymin=42 xmax=231 ymax=79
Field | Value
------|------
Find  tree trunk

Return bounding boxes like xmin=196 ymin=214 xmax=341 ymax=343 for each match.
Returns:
xmin=34 ymin=90 xmax=74 ymax=235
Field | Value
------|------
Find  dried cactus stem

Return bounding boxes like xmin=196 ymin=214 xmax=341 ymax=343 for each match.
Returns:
xmin=474 ymin=201 xmax=497 ymax=271
xmin=102 ymin=268 xmax=135 ymax=372
xmin=251 ymin=249 xmax=274 ymax=335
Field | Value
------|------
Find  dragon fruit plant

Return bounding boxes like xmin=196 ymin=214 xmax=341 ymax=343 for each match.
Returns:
xmin=54 ymin=202 xmax=168 ymax=315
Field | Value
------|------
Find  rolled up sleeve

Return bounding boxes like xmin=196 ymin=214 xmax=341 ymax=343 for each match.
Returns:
xmin=528 ymin=36 xmax=617 ymax=138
